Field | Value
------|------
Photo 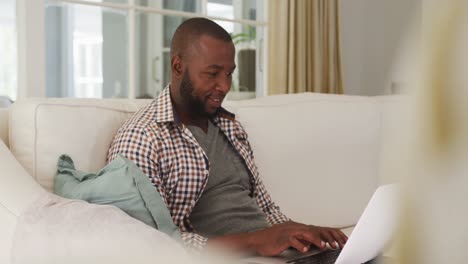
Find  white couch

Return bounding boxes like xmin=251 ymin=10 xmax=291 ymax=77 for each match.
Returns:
xmin=0 ymin=93 xmax=403 ymax=263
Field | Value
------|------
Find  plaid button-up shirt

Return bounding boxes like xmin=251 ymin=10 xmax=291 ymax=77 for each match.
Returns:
xmin=107 ymin=86 xmax=289 ymax=250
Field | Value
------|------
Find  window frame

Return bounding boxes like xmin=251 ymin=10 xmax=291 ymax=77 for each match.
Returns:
xmin=17 ymin=0 xmax=269 ymax=99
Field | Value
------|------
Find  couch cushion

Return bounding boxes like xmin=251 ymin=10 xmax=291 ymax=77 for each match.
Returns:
xmin=226 ymin=93 xmax=382 ymax=228
xmin=11 ymin=193 xmax=190 ymax=264
xmin=9 ymin=98 xmax=152 ymax=192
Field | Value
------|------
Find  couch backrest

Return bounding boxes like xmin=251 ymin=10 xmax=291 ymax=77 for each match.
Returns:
xmin=9 ymin=94 xmax=404 ymax=228
xmin=0 ymin=108 xmax=9 ymax=147
xmin=9 ymin=98 xmax=152 ymax=193
xmin=226 ymin=93 xmax=384 ymax=228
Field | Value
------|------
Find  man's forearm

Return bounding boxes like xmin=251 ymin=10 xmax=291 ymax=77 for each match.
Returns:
xmin=206 ymin=231 xmax=257 ymax=254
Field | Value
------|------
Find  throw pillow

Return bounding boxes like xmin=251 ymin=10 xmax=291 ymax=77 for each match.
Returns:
xmin=54 ymin=154 xmax=181 ymax=241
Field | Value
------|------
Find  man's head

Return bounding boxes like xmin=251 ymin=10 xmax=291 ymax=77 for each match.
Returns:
xmin=170 ymin=18 xmax=236 ymax=120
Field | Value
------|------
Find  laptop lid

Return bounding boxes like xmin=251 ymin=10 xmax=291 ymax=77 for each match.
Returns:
xmin=335 ymin=184 xmax=399 ymax=264
xmin=242 ymin=184 xmax=399 ymax=264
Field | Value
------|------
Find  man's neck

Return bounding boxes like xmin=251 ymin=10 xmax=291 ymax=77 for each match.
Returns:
xmin=172 ymin=101 xmax=209 ymax=133
xmin=169 ymin=84 xmax=209 ymax=132
xmin=181 ymin=114 xmax=209 ymax=133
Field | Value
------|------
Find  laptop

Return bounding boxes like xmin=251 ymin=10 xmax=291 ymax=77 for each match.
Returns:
xmin=241 ymin=184 xmax=399 ymax=264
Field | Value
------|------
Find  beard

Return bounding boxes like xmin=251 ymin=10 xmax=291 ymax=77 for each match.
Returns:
xmin=179 ymin=70 xmax=216 ymax=118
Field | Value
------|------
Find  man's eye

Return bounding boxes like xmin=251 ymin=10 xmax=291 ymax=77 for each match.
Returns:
xmin=206 ymin=72 xmax=218 ymax=77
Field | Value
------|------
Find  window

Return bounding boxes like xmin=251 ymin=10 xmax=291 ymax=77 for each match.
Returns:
xmin=42 ymin=0 xmax=267 ymax=100
xmin=0 ymin=0 xmax=17 ymax=101
xmin=72 ymin=6 xmax=104 ymax=98
xmin=45 ymin=2 xmax=127 ymax=98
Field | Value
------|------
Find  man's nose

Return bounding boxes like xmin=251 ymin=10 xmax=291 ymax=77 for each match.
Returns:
xmin=216 ymin=75 xmax=231 ymax=94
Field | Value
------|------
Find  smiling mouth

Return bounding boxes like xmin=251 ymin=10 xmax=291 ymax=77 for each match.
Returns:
xmin=208 ymin=96 xmax=223 ymax=103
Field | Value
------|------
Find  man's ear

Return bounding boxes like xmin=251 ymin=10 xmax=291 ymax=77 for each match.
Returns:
xmin=171 ymin=55 xmax=183 ymax=78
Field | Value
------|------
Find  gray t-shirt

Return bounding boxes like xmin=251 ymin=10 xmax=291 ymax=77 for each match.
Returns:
xmin=187 ymin=121 xmax=270 ymax=238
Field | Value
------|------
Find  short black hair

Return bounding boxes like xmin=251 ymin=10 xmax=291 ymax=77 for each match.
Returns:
xmin=170 ymin=17 xmax=232 ymax=58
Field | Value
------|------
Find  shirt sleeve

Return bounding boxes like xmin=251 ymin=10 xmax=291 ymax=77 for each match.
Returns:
xmin=107 ymin=127 xmax=210 ymax=251
xmin=107 ymin=127 xmax=167 ymax=203
xmin=180 ymin=232 xmax=209 ymax=252
xmin=253 ymin=176 xmax=290 ymax=225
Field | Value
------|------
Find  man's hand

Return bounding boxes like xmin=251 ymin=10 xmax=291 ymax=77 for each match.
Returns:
xmin=207 ymin=221 xmax=348 ymax=257
xmin=249 ymin=221 xmax=348 ymax=256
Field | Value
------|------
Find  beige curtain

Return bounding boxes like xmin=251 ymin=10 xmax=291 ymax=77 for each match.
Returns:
xmin=268 ymin=0 xmax=344 ymax=95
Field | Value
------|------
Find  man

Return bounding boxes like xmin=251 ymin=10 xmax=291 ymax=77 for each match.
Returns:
xmin=107 ymin=17 xmax=347 ymax=256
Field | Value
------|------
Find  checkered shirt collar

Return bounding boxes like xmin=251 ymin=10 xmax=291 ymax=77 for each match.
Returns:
xmin=154 ymin=84 xmax=236 ymax=124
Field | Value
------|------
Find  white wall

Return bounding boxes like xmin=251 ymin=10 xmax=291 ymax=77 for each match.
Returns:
xmin=340 ymin=0 xmax=422 ymax=96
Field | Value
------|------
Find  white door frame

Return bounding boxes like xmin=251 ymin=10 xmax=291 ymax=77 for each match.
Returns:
xmin=16 ymin=0 xmax=46 ymax=98
xmin=147 ymin=0 xmax=164 ymax=97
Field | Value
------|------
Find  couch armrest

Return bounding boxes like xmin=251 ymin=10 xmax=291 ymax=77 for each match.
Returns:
xmin=0 ymin=140 xmax=46 ymax=264
xmin=0 ymin=109 xmax=8 ymax=148
xmin=0 ymin=203 xmax=16 ymax=264
xmin=0 ymin=140 xmax=46 ymax=217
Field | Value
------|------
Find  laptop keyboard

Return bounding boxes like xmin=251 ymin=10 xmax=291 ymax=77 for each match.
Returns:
xmin=286 ymin=249 xmax=342 ymax=264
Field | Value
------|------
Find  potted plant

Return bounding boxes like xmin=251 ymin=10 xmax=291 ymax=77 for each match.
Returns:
xmin=231 ymin=26 xmax=256 ymax=92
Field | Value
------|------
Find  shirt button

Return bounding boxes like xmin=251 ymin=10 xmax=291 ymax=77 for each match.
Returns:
xmin=204 ymin=170 xmax=209 ymax=175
